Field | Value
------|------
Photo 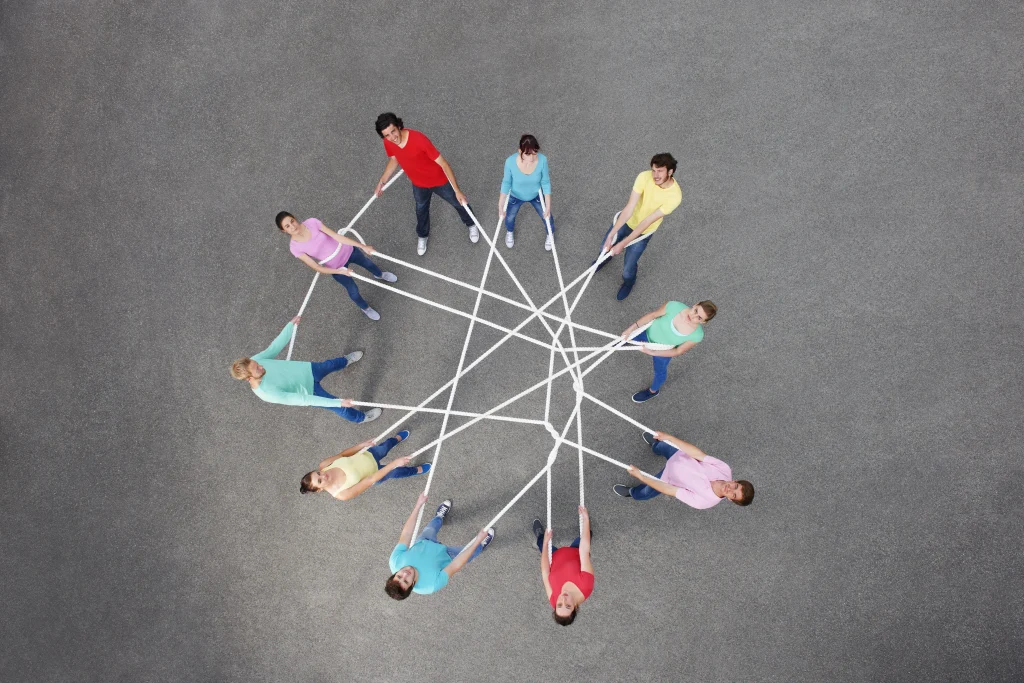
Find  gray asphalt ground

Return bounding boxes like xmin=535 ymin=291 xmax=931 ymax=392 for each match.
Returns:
xmin=2 ymin=1 xmax=1022 ymax=681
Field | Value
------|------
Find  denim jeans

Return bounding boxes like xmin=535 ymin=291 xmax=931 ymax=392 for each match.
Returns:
xmin=634 ymin=330 xmax=672 ymax=392
xmin=629 ymin=438 xmax=678 ymax=500
xmin=416 ymin=514 xmax=489 ymax=562
xmin=597 ymin=224 xmax=652 ymax=283
xmin=330 ymin=248 xmax=383 ymax=310
xmin=412 ymin=182 xmax=474 ymax=237
xmin=536 ymin=535 xmax=581 ymax=553
xmin=310 ymin=357 xmax=365 ymax=423
xmin=368 ymin=437 xmax=420 ymax=483
xmin=504 ymin=195 xmax=554 ymax=234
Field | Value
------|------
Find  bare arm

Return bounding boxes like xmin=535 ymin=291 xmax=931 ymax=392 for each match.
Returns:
xmin=398 ymin=493 xmax=428 ymax=547
xmin=621 ymin=302 xmax=670 ymax=338
xmin=602 ymin=191 xmax=642 ymax=251
xmin=652 ymin=432 xmax=707 ymax=461
xmin=540 ymin=529 xmax=553 ymax=598
xmin=318 ymin=439 xmax=376 ymax=471
xmin=443 ymin=528 xmax=489 ymax=578
xmin=297 ymin=253 xmax=351 ymax=276
xmin=434 ymin=154 xmax=466 ymax=203
xmin=627 ymin=464 xmax=679 ymax=497
xmin=578 ymin=506 xmax=593 ymax=573
xmin=335 ymin=457 xmax=413 ymax=501
xmin=611 ymin=208 xmax=665 ymax=254
xmin=319 ymin=224 xmax=375 ymax=254
xmin=375 ymin=157 xmax=401 ymax=196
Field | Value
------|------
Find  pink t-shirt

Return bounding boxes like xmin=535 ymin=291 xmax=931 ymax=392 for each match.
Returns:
xmin=661 ymin=449 xmax=732 ymax=509
xmin=288 ymin=218 xmax=352 ymax=269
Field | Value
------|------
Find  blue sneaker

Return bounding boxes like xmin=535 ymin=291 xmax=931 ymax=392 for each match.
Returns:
xmin=418 ymin=463 xmax=431 ymax=475
xmin=479 ymin=528 xmax=495 ymax=551
xmin=641 ymin=431 xmax=656 ymax=445
xmin=616 ymin=279 xmax=635 ymax=300
xmin=632 ymin=388 xmax=659 ymax=403
xmin=396 ymin=430 xmax=410 ymax=442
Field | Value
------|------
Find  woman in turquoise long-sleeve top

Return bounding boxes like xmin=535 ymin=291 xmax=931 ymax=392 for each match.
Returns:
xmin=498 ymin=134 xmax=555 ymax=251
xmin=230 ymin=316 xmax=381 ymax=423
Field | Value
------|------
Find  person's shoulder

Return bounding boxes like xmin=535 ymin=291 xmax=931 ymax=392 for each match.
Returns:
xmin=668 ymin=179 xmax=682 ymax=197
xmin=303 ymin=217 xmax=323 ymax=230
xmin=636 ymin=169 xmax=653 ymax=182
xmin=537 ymin=152 xmax=549 ymax=164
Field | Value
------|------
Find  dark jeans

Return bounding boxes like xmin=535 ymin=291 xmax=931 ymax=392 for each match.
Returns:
xmin=368 ymin=437 xmax=420 ymax=483
xmin=417 ymin=514 xmax=489 ymax=562
xmin=310 ymin=357 xmax=365 ymax=423
xmin=634 ymin=330 xmax=672 ymax=392
xmin=629 ymin=438 xmax=679 ymax=500
xmin=412 ymin=182 xmax=474 ymax=237
xmin=536 ymin=535 xmax=581 ymax=553
xmin=331 ymin=248 xmax=383 ymax=310
xmin=597 ymin=224 xmax=652 ymax=283
xmin=504 ymin=195 xmax=554 ymax=234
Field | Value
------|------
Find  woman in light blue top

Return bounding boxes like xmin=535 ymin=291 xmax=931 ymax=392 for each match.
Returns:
xmin=498 ymin=134 xmax=555 ymax=251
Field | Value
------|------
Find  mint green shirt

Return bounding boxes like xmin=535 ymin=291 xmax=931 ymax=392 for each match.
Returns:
xmin=250 ymin=323 xmax=338 ymax=408
xmin=647 ymin=302 xmax=705 ymax=347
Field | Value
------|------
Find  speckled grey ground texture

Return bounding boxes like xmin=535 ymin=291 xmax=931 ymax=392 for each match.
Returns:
xmin=1 ymin=1 xmax=1022 ymax=681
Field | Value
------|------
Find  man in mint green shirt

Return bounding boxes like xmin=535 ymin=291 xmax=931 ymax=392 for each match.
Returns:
xmin=230 ymin=316 xmax=381 ymax=423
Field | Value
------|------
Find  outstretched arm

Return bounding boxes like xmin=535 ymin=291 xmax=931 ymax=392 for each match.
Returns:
xmin=443 ymin=528 xmax=489 ymax=578
xmin=540 ymin=529 xmax=553 ymax=598
xmin=336 ymin=457 xmax=413 ymax=501
xmin=398 ymin=493 xmax=428 ymax=546
xmin=435 ymin=154 xmax=467 ymax=205
xmin=627 ymin=465 xmax=679 ymax=497
xmin=652 ymin=432 xmax=707 ymax=461
xmin=622 ymin=302 xmax=669 ymax=339
xmin=319 ymin=438 xmax=376 ymax=470
xmin=602 ymin=191 xmax=641 ymax=251
xmin=375 ymin=157 xmax=400 ymax=196
xmin=611 ymin=208 xmax=665 ymax=255
xmin=319 ymin=224 xmax=377 ymax=255
xmin=577 ymin=506 xmax=593 ymax=573
xmin=252 ymin=321 xmax=296 ymax=360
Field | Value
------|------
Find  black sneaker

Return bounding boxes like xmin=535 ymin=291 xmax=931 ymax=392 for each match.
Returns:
xmin=613 ymin=484 xmax=633 ymax=498
xmin=632 ymin=388 xmax=659 ymax=403
xmin=641 ymin=431 xmax=656 ymax=446
xmin=532 ymin=519 xmax=545 ymax=540
xmin=616 ymin=280 xmax=635 ymax=300
xmin=435 ymin=499 xmax=452 ymax=519
xmin=479 ymin=528 xmax=495 ymax=551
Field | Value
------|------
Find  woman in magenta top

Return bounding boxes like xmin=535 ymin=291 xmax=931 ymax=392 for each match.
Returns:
xmin=276 ymin=211 xmax=397 ymax=321
xmin=534 ymin=505 xmax=594 ymax=626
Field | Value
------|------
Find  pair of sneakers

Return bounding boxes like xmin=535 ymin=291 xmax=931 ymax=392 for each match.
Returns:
xmin=417 ymin=225 xmax=480 ymax=256
xmin=341 ymin=351 xmax=382 ymax=423
xmin=359 ymin=271 xmax=398 ymax=321
xmin=504 ymin=231 xmax=555 ymax=251
xmin=433 ymin=499 xmax=496 ymax=550
xmin=612 ymin=431 xmax=659 ymax=498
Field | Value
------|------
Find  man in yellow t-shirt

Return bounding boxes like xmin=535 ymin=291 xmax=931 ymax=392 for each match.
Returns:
xmin=595 ymin=153 xmax=683 ymax=300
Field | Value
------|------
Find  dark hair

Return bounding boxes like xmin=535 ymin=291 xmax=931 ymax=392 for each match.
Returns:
xmin=299 ymin=472 xmax=318 ymax=494
xmin=696 ymin=300 xmax=718 ymax=323
xmin=275 ymin=211 xmax=295 ymax=231
xmin=385 ymin=574 xmax=413 ymax=600
xmin=553 ymin=607 xmax=578 ymax=626
xmin=735 ymin=481 xmax=755 ymax=506
xmin=519 ymin=134 xmax=540 ymax=155
xmin=650 ymin=153 xmax=677 ymax=174
xmin=375 ymin=112 xmax=404 ymax=138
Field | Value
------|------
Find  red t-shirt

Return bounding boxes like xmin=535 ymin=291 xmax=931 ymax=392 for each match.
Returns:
xmin=547 ymin=547 xmax=595 ymax=608
xmin=383 ymin=129 xmax=448 ymax=188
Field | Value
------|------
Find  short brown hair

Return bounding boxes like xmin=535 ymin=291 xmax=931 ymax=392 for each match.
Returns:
xmin=696 ymin=300 xmax=718 ymax=323
xmin=735 ymin=480 xmax=755 ymax=506
xmin=385 ymin=574 xmax=413 ymax=600
xmin=230 ymin=358 xmax=253 ymax=380
xmin=553 ymin=607 xmax=577 ymax=626
xmin=650 ymin=153 xmax=677 ymax=174
xmin=519 ymin=134 xmax=540 ymax=155
xmin=299 ymin=472 xmax=318 ymax=494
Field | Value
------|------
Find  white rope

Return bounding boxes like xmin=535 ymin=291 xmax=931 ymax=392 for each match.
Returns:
xmin=579 ymin=391 xmax=657 ymax=434
xmin=557 ymin=437 xmax=660 ymax=481
xmin=349 ymin=401 xmax=549 ymax=425
xmin=285 ymin=171 xmax=405 ymax=360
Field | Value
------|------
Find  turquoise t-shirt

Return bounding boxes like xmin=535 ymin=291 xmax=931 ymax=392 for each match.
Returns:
xmin=500 ymin=153 xmax=551 ymax=201
xmin=389 ymin=542 xmax=451 ymax=594
xmin=250 ymin=323 xmax=338 ymax=408
xmin=647 ymin=302 xmax=705 ymax=347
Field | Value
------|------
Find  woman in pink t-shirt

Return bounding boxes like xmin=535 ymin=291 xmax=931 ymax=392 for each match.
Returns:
xmin=276 ymin=211 xmax=398 ymax=321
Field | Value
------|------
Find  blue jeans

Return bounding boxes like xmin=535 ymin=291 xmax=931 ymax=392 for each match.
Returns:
xmin=367 ymin=437 xmax=421 ymax=483
xmin=416 ymin=514 xmax=489 ymax=563
xmin=634 ymin=330 xmax=672 ymax=392
xmin=504 ymin=195 xmax=554 ymax=234
xmin=412 ymin=182 xmax=474 ymax=237
xmin=629 ymin=439 xmax=678 ymax=500
xmin=536 ymin=535 xmax=580 ymax=553
xmin=310 ymin=357 xmax=365 ymax=423
xmin=597 ymin=224 xmax=652 ymax=283
xmin=331 ymin=248 xmax=383 ymax=310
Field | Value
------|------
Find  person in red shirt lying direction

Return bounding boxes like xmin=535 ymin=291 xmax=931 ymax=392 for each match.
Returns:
xmin=534 ymin=505 xmax=594 ymax=626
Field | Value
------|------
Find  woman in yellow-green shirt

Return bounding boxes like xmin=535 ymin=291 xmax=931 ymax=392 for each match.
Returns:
xmin=300 ymin=430 xmax=428 ymax=501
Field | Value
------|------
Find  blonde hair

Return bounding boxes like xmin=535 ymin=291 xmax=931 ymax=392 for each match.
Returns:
xmin=230 ymin=358 xmax=254 ymax=380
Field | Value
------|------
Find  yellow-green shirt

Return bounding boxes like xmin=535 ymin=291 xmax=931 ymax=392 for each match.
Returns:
xmin=626 ymin=171 xmax=683 ymax=234
xmin=325 ymin=450 xmax=378 ymax=491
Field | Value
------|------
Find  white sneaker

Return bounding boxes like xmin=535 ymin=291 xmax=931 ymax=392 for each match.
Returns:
xmin=362 ymin=307 xmax=380 ymax=321
xmin=344 ymin=350 xmax=363 ymax=364
xmin=375 ymin=271 xmax=398 ymax=283
xmin=468 ymin=225 xmax=479 ymax=243
xmin=545 ymin=233 xmax=554 ymax=251
xmin=505 ymin=231 xmax=515 ymax=248
xmin=417 ymin=237 xmax=428 ymax=256
xmin=362 ymin=408 xmax=382 ymax=423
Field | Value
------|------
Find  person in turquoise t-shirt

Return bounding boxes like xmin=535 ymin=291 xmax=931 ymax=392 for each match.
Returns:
xmin=621 ymin=300 xmax=717 ymax=402
xmin=385 ymin=493 xmax=494 ymax=599
xmin=497 ymin=134 xmax=555 ymax=251
xmin=230 ymin=316 xmax=381 ymax=423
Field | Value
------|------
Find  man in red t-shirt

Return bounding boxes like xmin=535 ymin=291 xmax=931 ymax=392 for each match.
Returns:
xmin=534 ymin=505 xmax=594 ymax=626
xmin=374 ymin=112 xmax=478 ymax=256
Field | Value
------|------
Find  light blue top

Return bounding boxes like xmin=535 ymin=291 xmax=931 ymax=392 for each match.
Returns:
xmin=389 ymin=542 xmax=451 ymax=594
xmin=250 ymin=323 xmax=339 ymax=408
xmin=500 ymin=153 xmax=551 ymax=200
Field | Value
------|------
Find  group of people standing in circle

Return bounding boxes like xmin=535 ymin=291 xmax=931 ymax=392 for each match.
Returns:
xmin=228 ymin=112 xmax=755 ymax=626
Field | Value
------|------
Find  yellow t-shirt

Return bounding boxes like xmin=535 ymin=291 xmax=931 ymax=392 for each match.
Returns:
xmin=325 ymin=449 xmax=379 ymax=491
xmin=626 ymin=171 xmax=683 ymax=234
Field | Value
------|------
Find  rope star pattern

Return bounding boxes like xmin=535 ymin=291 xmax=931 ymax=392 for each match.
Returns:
xmin=286 ymin=178 xmax=674 ymax=552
